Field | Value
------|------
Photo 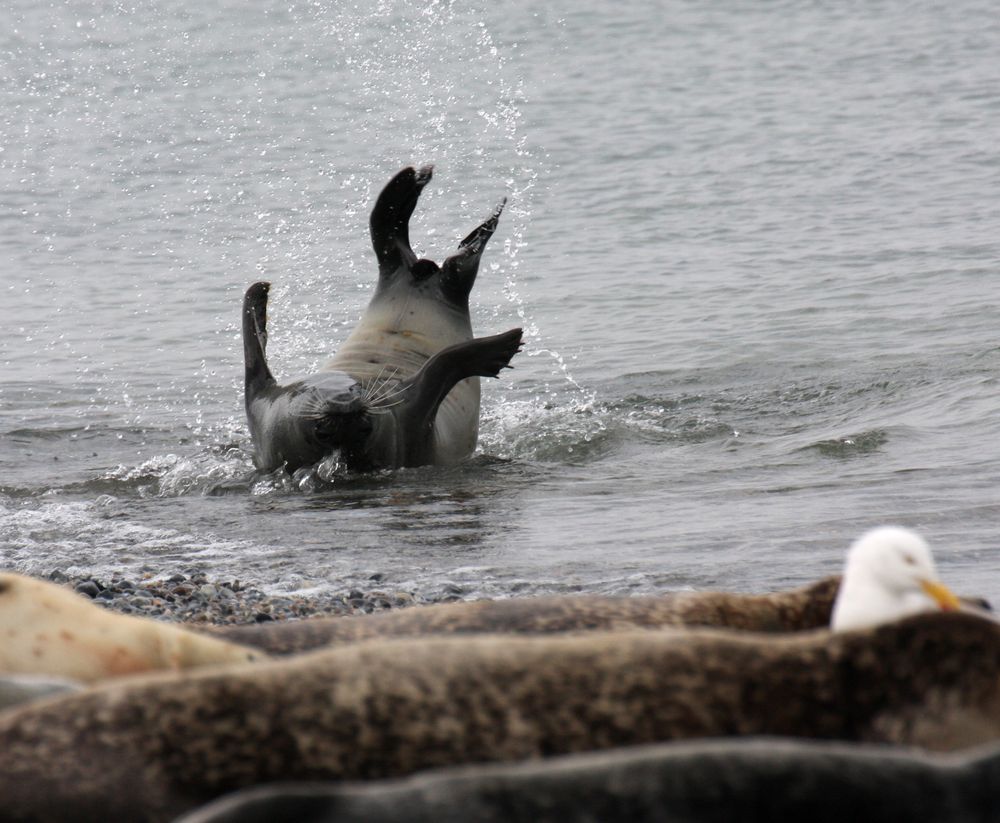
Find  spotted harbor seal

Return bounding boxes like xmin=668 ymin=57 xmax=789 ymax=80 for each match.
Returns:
xmin=0 ymin=573 xmax=265 ymax=683
xmin=2 ymin=611 xmax=999 ymax=821
xmin=206 ymin=571 xmax=987 ymax=657
xmin=243 ymin=283 xmax=521 ymax=472
xmin=244 ymin=165 xmax=517 ymax=473
xmin=208 ymin=576 xmax=844 ymax=655
xmin=173 ymin=738 xmax=1000 ymax=823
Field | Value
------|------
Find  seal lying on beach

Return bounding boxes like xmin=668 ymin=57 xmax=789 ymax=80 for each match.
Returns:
xmin=208 ymin=576 xmax=844 ymax=655
xmin=0 ymin=573 xmax=265 ymax=683
xmin=243 ymin=282 xmax=522 ymax=472
xmin=244 ymin=166 xmax=517 ymax=473
xmin=173 ymin=737 xmax=1000 ymax=823
xmin=1 ymin=611 xmax=998 ymax=822
xmin=207 ymin=570 xmax=986 ymax=657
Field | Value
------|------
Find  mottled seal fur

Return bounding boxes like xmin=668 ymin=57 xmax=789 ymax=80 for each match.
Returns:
xmin=174 ymin=738 xmax=1000 ymax=823
xmin=1 ymin=611 xmax=999 ymax=821
xmin=0 ymin=573 xmax=265 ymax=683
xmin=208 ymin=576 xmax=844 ymax=655
xmin=243 ymin=281 xmax=522 ymax=472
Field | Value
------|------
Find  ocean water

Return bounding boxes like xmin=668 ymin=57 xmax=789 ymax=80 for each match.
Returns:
xmin=2 ymin=0 xmax=999 ymax=603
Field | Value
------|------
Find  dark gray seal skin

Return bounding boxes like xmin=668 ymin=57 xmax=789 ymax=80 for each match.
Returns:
xmin=325 ymin=165 xmax=507 ymax=465
xmin=207 ymin=576 xmax=844 ymax=655
xmin=172 ymin=737 xmax=1000 ymax=823
xmin=2 ymin=611 xmax=1000 ymax=822
xmin=0 ymin=675 xmax=81 ymax=714
xmin=243 ymin=281 xmax=522 ymax=472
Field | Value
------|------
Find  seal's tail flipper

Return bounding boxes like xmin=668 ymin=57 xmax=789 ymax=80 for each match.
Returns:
xmin=242 ymin=282 xmax=276 ymax=397
xmin=400 ymin=327 xmax=523 ymax=466
xmin=440 ymin=198 xmax=506 ymax=304
xmin=370 ymin=165 xmax=433 ymax=277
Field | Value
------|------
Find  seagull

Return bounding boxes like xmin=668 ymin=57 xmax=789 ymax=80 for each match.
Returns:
xmin=831 ymin=526 xmax=961 ymax=632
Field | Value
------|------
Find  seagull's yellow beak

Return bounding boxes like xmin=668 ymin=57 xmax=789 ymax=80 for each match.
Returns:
xmin=919 ymin=579 xmax=961 ymax=611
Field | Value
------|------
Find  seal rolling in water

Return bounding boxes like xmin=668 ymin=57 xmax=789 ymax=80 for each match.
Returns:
xmin=243 ymin=167 xmax=521 ymax=472
xmin=244 ymin=286 xmax=521 ymax=472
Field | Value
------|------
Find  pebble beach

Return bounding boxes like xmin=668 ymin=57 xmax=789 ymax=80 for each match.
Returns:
xmin=49 ymin=570 xmax=442 ymax=626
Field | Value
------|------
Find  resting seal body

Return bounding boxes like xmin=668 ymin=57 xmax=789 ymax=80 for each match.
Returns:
xmin=208 ymin=576 xmax=844 ymax=655
xmin=243 ymin=166 xmax=519 ymax=473
xmin=173 ymin=738 xmax=1000 ymax=823
xmin=0 ymin=573 xmax=264 ymax=683
xmin=1 ymin=612 xmax=999 ymax=821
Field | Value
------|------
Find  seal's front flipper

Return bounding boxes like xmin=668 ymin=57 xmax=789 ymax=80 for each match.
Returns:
xmin=441 ymin=198 xmax=506 ymax=305
xmin=370 ymin=165 xmax=434 ymax=278
xmin=400 ymin=327 xmax=523 ymax=466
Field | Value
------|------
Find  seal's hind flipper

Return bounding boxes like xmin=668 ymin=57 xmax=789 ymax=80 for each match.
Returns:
xmin=370 ymin=165 xmax=433 ymax=277
xmin=441 ymin=198 xmax=506 ymax=304
xmin=399 ymin=327 xmax=523 ymax=466
xmin=242 ymin=282 xmax=276 ymax=398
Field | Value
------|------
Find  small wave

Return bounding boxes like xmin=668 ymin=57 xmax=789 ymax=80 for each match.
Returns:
xmin=801 ymin=429 xmax=890 ymax=458
xmin=101 ymin=445 xmax=255 ymax=498
xmin=480 ymin=396 xmax=612 ymax=463
xmin=0 ymin=495 xmax=255 ymax=574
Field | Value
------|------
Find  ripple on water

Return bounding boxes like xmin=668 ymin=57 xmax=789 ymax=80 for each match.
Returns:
xmin=804 ymin=429 xmax=891 ymax=459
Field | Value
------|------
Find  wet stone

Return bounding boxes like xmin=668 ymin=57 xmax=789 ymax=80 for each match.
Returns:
xmin=74 ymin=581 xmax=100 ymax=599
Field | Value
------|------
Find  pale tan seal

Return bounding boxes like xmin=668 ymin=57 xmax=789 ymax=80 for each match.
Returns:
xmin=0 ymin=573 xmax=266 ymax=683
xmin=1 ymin=611 xmax=998 ymax=821
xmin=207 ymin=576 xmax=843 ymax=655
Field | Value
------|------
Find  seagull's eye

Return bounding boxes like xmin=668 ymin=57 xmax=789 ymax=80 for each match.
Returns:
xmin=902 ymin=554 xmax=916 ymax=565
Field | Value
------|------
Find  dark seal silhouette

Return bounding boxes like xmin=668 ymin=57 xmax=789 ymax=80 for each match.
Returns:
xmin=173 ymin=737 xmax=1000 ymax=823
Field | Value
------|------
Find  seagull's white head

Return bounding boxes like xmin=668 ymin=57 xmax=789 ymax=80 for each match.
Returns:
xmin=830 ymin=526 xmax=960 ymax=632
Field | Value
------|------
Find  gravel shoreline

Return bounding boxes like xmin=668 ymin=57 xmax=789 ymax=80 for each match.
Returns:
xmin=45 ymin=570 xmax=453 ymax=625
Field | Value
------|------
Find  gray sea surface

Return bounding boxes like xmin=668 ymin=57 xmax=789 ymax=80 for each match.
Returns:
xmin=2 ymin=0 xmax=998 ymax=603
